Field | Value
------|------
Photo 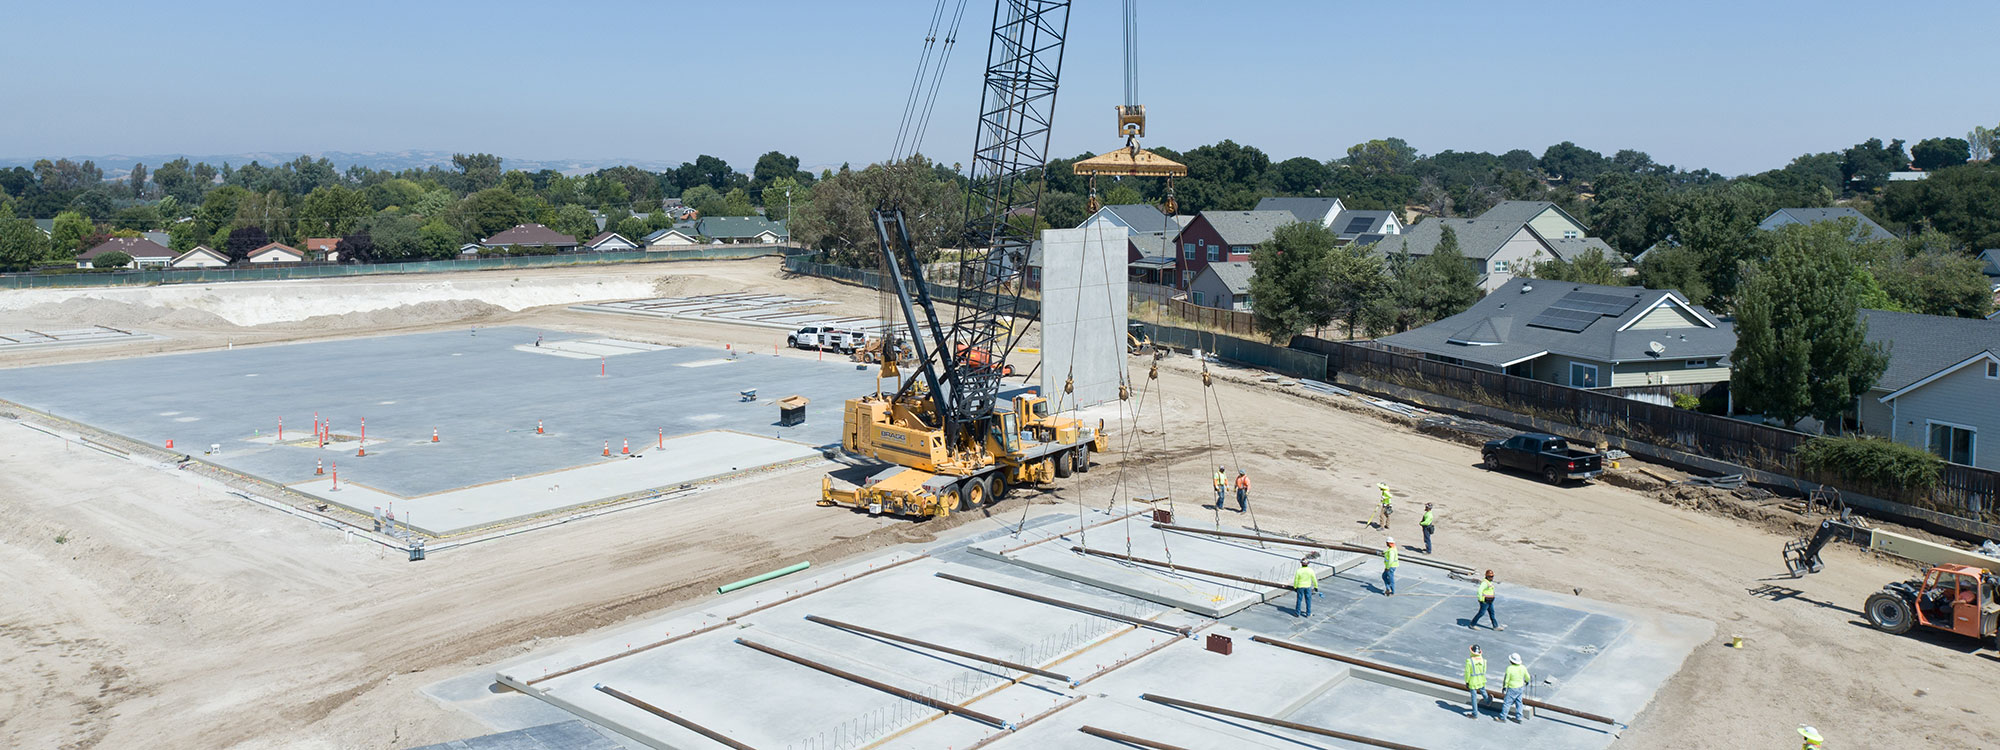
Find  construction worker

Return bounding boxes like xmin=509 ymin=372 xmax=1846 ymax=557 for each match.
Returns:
xmin=1234 ymin=470 xmax=1250 ymax=513
xmin=1471 ymin=569 xmax=1504 ymax=630
xmin=1381 ymin=538 xmax=1399 ymax=596
xmin=1213 ymin=466 xmax=1227 ymax=508
xmin=1419 ymin=503 xmax=1436 ymax=554
xmin=1500 ymin=653 xmax=1530 ymax=722
xmin=1797 ymin=725 xmax=1824 ymax=749
xmin=1463 ymin=644 xmax=1488 ymax=719
xmin=1292 ymin=559 xmax=1319 ymax=617
xmin=1373 ymin=483 xmax=1394 ymax=529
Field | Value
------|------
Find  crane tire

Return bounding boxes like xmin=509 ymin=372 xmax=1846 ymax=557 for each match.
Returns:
xmin=1865 ymin=591 xmax=1915 ymax=635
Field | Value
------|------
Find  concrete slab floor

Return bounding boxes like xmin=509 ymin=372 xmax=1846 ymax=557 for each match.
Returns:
xmin=435 ymin=509 xmax=1709 ymax=750
xmin=0 ymin=326 xmax=878 ymax=534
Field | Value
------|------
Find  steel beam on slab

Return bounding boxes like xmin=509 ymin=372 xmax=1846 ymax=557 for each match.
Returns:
xmin=934 ymin=571 xmax=1192 ymax=636
xmin=1077 ymin=725 xmax=1193 ymax=750
xmin=1068 ymin=545 xmax=1288 ymax=588
xmin=1250 ymin=635 xmax=1619 ymax=726
xmin=1152 ymin=523 xmax=1474 ymax=573
xmin=735 ymin=638 xmax=1015 ymax=730
xmin=805 ymin=614 xmax=1075 ymax=684
xmin=1139 ymin=693 xmax=1424 ymax=750
xmin=595 ymin=683 xmax=759 ymax=750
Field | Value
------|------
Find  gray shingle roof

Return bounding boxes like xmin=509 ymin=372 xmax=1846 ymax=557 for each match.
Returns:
xmin=1203 ymin=261 xmax=1255 ymax=295
xmin=1092 ymin=204 xmax=1175 ymax=234
xmin=1378 ymin=277 xmax=1734 ymax=368
xmin=1349 ymin=232 xmax=1391 ymax=248
xmin=1127 ymin=229 xmax=1178 ymax=258
xmin=1476 ymin=200 xmax=1563 ymax=225
xmin=1254 ymin=197 xmax=1343 ymax=224
xmin=1761 ymin=207 xmax=1897 ymax=242
xmin=1858 ymin=309 xmax=2000 ymax=393
xmin=1547 ymin=237 xmax=1619 ymax=260
xmin=1379 ymin=217 xmax=1546 ymax=261
xmin=77 ymin=236 xmax=174 ymax=260
xmin=1200 ymin=210 xmax=1297 ymax=246
xmin=696 ymin=216 xmax=785 ymax=239
xmin=1331 ymin=209 xmax=1397 ymax=238
xmin=482 ymin=223 xmax=577 ymax=246
xmin=1977 ymin=249 xmax=2000 ymax=277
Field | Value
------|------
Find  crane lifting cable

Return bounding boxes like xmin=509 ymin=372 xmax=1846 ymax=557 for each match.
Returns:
xmin=1072 ymin=0 xmax=1185 ymax=214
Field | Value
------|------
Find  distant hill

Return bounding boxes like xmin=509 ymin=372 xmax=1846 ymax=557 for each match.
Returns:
xmin=0 ymin=150 xmax=683 ymax=179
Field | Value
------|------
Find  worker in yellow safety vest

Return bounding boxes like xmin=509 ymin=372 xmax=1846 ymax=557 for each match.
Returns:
xmin=1500 ymin=653 xmax=1530 ymax=723
xmin=1373 ymin=483 xmax=1394 ymax=529
xmin=1463 ymin=644 xmax=1488 ymax=719
xmin=1213 ymin=466 xmax=1227 ymax=508
xmin=1381 ymin=538 xmax=1400 ymax=596
xmin=1471 ymin=569 xmax=1504 ymax=631
xmin=1292 ymin=559 xmax=1319 ymax=618
xmin=1798 ymin=725 xmax=1824 ymax=748
xmin=1419 ymin=502 xmax=1436 ymax=553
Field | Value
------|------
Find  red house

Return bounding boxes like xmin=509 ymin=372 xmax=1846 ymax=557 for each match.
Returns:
xmin=1170 ymin=210 xmax=1295 ymax=289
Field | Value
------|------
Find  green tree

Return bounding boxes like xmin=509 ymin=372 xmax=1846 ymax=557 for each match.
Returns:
xmin=1731 ymin=222 xmax=1888 ymax=429
xmin=359 ymin=212 xmax=422 ymax=260
xmin=616 ymin=216 xmax=654 ymax=243
xmin=295 ymin=185 xmax=369 ymax=238
xmin=196 ymin=185 xmax=248 ymax=238
xmin=793 ymin=157 xmax=962 ymax=266
xmin=761 ymin=176 xmax=810 ymax=224
xmin=550 ymin=204 xmax=597 ymax=241
xmin=451 ymin=153 xmax=503 ymax=193
xmin=1321 ymin=239 xmax=1387 ymax=338
xmin=51 ymin=210 xmax=92 ymax=253
xmin=751 ymin=151 xmax=804 ymax=190
xmin=1910 ymin=137 xmax=1970 ymax=171
xmin=1860 ymin=230 xmax=1992 ymax=317
xmin=1635 ymin=244 xmax=1711 ymax=304
xmin=1879 ymin=162 xmax=2000 ymax=249
xmin=112 ymin=204 xmax=161 ymax=231
xmin=1247 ymin=222 xmax=1336 ymax=339
xmin=680 ymin=185 xmax=724 ymax=216
xmin=1528 ymin=248 xmax=1624 ymax=286
xmin=0 ymin=217 xmax=47 ymax=270
xmin=91 ymin=250 xmax=132 ymax=269
xmin=1344 ymin=138 xmax=1417 ymax=175
xmin=453 ymin=188 xmax=524 ymax=241
xmin=167 ymin=220 xmax=205 ymax=253
xmin=1840 ymin=138 xmax=1908 ymax=192
xmin=1410 ymin=226 xmax=1484 ymax=322
xmin=223 ymin=226 xmax=271 ymax=262
xmin=417 ymin=219 xmax=460 ymax=259
xmin=1539 ymin=141 xmax=1608 ymax=183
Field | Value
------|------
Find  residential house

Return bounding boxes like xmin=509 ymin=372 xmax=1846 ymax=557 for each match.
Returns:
xmin=1853 ymin=310 xmax=2000 ymax=468
xmin=1547 ymin=236 xmax=1619 ymax=261
xmin=1975 ymin=249 xmax=2000 ymax=287
xmin=142 ymin=230 xmax=171 ymax=248
xmin=583 ymin=232 xmax=640 ymax=252
xmin=482 ymin=223 xmax=579 ymax=252
xmin=1888 ymin=171 xmax=1929 ymax=182
xmin=458 ymin=242 xmax=484 ymax=256
xmin=169 ymin=245 xmax=229 ymax=268
xmin=1188 ymin=261 xmax=1254 ymax=310
xmin=33 ymin=218 xmax=54 ymax=237
xmin=75 ymin=237 xmax=175 ymax=269
xmin=660 ymin=198 xmax=698 ymax=221
xmin=1377 ymin=217 xmax=1562 ymax=291
xmin=246 ymin=242 xmax=304 ymax=263
xmin=1171 ymin=210 xmax=1295 ymax=289
xmin=696 ymin=216 xmax=786 ymax=244
xmin=1477 ymin=201 xmax=1590 ymax=240
xmin=1254 ymin=197 xmax=1346 ymax=228
xmin=1757 ymin=207 xmax=1897 ymax=242
xmin=1081 ymin=203 xmax=1177 ymax=235
xmin=1329 ymin=209 xmax=1404 ymax=242
xmin=1378 ymin=278 xmax=1735 ymax=391
xmin=643 ymin=227 xmax=701 ymax=248
xmin=303 ymin=238 xmax=339 ymax=261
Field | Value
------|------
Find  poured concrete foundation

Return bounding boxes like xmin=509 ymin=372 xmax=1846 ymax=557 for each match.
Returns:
xmin=438 ymin=509 xmax=1713 ymax=750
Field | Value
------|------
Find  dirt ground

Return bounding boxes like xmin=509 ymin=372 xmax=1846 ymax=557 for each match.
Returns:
xmin=2 ymin=259 xmax=1994 ymax=749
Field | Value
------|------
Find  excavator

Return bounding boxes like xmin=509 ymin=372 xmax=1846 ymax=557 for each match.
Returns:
xmin=1784 ymin=504 xmax=2000 ymax=651
xmin=819 ymin=0 xmax=1117 ymax=518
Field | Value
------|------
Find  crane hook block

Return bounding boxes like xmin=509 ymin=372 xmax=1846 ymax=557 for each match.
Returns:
xmin=1148 ymin=362 xmax=1159 ymax=380
xmin=1119 ymin=384 xmax=1130 ymax=401
xmin=1201 ymin=371 xmax=1213 ymax=388
xmin=1064 ymin=375 xmax=1074 ymax=394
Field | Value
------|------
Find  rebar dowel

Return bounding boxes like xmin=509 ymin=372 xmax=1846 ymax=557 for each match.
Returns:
xmin=805 ymin=614 xmax=1075 ymax=683
xmin=595 ymin=683 xmax=759 ymax=750
xmin=1139 ymin=693 xmax=1424 ymax=750
xmin=735 ymin=638 xmax=1014 ymax=730
xmin=1151 ymin=523 xmax=1474 ymax=572
xmin=934 ymin=572 xmax=1190 ymax=636
xmin=1068 ymin=546 xmax=1287 ymax=588
xmin=1077 ymin=725 xmax=1193 ymax=750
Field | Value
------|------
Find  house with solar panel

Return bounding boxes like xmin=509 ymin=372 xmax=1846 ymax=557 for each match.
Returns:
xmin=1376 ymin=277 xmax=1736 ymax=393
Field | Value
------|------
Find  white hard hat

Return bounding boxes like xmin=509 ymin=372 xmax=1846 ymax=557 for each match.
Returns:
xmin=1798 ymin=726 xmax=1823 ymax=743
xmin=1508 ymin=653 xmax=1521 ymax=664
xmin=1385 ymin=537 xmax=1395 ymax=545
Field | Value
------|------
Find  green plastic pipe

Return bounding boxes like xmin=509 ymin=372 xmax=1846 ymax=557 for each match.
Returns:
xmin=716 ymin=561 xmax=811 ymax=594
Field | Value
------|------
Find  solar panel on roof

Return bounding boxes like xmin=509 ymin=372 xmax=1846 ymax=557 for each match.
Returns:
xmin=1526 ymin=307 xmax=1597 ymax=332
xmin=1342 ymin=216 xmax=1375 ymax=234
xmin=1550 ymin=290 xmax=1639 ymax=317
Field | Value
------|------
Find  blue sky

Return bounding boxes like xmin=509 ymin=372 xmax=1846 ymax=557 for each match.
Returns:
xmin=1 ymin=0 xmax=1992 ymax=176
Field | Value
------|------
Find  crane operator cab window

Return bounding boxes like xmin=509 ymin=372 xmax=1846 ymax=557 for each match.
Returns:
xmin=992 ymin=412 xmax=1022 ymax=453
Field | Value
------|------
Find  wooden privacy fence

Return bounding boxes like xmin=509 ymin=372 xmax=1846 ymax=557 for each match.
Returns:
xmin=1292 ymin=336 xmax=1999 ymax=525
xmin=1164 ymin=298 xmax=1257 ymax=336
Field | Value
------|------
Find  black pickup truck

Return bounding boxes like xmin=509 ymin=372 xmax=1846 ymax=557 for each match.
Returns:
xmin=1482 ymin=433 xmax=1605 ymax=485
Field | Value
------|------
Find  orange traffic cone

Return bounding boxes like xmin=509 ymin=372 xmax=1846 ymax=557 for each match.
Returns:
xmin=603 ymin=441 xmax=610 ymax=457
xmin=315 ymin=459 xmax=324 ymax=476
xmin=622 ymin=439 xmax=630 ymax=455
xmin=537 ymin=420 xmax=544 ymax=435
xmin=166 ymin=439 xmax=174 ymax=449
xmin=432 ymin=428 xmax=440 ymax=443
